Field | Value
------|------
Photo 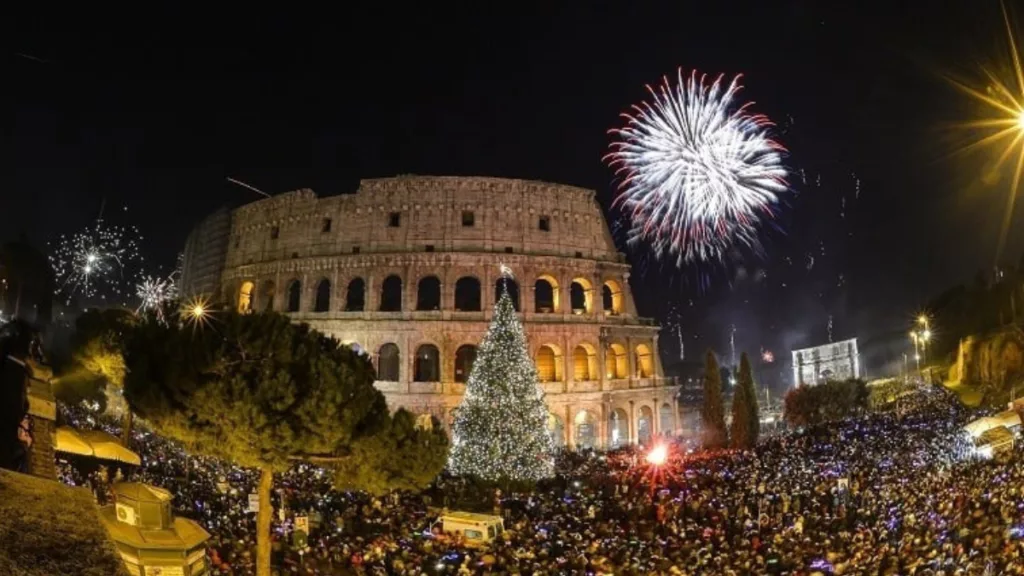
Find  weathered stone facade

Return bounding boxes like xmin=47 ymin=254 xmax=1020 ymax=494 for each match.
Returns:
xmin=182 ymin=176 xmax=680 ymax=449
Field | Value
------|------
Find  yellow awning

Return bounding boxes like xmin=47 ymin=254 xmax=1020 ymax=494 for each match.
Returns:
xmin=77 ymin=430 xmax=142 ymax=466
xmin=55 ymin=427 xmax=95 ymax=457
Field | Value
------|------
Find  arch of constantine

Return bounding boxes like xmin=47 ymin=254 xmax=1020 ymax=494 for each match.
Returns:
xmin=180 ymin=176 xmax=680 ymax=449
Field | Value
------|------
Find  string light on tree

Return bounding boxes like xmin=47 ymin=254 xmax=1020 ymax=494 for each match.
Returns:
xmin=448 ymin=266 xmax=554 ymax=482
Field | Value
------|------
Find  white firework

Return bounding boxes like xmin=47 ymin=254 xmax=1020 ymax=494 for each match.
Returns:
xmin=49 ymin=219 xmax=144 ymax=305
xmin=606 ymin=69 xmax=788 ymax=265
xmin=135 ymin=274 xmax=178 ymax=318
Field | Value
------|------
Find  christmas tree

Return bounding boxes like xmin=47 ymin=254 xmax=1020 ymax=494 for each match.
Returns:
xmin=448 ymin=271 xmax=554 ymax=482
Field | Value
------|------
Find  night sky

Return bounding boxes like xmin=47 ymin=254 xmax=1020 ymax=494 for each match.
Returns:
xmin=12 ymin=1 xmax=1024 ymax=383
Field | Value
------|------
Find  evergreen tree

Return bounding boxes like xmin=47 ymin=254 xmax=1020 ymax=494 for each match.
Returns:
xmin=700 ymin=350 xmax=728 ymax=449
xmin=730 ymin=352 xmax=760 ymax=448
xmin=124 ymin=310 xmax=447 ymax=576
xmin=448 ymin=278 xmax=554 ymax=482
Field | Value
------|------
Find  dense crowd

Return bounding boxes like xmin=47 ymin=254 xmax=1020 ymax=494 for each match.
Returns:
xmin=57 ymin=385 xmax=1023 ymax=575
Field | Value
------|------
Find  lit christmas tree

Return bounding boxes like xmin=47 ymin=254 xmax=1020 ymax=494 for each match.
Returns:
xmin=448 ymin=267 xmax=555 ymax=482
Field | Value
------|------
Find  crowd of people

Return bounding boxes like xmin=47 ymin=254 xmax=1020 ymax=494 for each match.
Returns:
xmin=57 ymin=385 xmax=1023 ymax=575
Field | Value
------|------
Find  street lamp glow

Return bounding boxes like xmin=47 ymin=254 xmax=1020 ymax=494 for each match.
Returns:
xmin=1018 ymin=108 xmax=1024 ymax=130
xmin=191 ymin=304 xmax=206 ymax=319
xmin=646 ymin=444 xmax=668 ymax=466
xmin=922 ymin=329 xmax=932 ymax=341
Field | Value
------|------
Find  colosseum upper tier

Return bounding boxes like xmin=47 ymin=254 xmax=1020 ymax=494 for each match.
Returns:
xmin=180 ymin=176 xmax=680 ymax=449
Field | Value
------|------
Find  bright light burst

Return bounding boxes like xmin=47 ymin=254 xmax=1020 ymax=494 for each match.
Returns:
xmin=49 ymin=219 xmax=144 ymax=305
xmin=135 ymin=274 xmax=178 ymax=319
xmin=179 ymin=294 xmax=213 ymax=331
xmin=606 ymin=69 xmax=788 ymax=265
xmin=946 ymin=1 xmax=1024 ymax=264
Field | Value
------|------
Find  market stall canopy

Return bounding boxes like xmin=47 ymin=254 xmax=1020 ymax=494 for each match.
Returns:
xmin=55 ymin=426 xmax=142 ymax=466
xmin=55 ymin=426 xmax=95 ymax=457
xmin=78 ymin=430 xmax=142 ymax=466
xmin=963 ymin=411 xmax=1022 ymax=438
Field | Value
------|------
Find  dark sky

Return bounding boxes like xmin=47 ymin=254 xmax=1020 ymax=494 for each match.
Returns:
xmin=11 ymin=1 xmax=1024 ymax=382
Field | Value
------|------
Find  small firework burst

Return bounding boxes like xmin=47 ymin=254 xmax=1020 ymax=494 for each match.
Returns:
xmin=135 ymin=274 xmax=178 ymax=319
xmin=49 ymin=219 xmax=144 ymax=305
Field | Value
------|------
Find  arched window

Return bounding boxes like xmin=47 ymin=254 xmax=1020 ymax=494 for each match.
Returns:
xmin=574 ymin=410 xmax=597 ymax=450
xmin=548 ymin=414 xmax=565 ymax=447
xmin=286 ymin=280 xmax=301 ymax=312
xmin=536 ymin=345 xmax=563 ymax=382
xmin=377 ymin=344 xmax=400 ymax=381
xmin=570 ymin=278 xmax=592 ymax=314
xmin=454 ymin=277 xmax=481 ymax=311
xmin=637 ymin=406 xmax=654 ymax=445
xmin=259 ymin=281 xmax=275 ymax=312
xmin=314 ymin=279 xmax=331 ymax=312
xmin=609 ymin=408 xmax=629 ymax=448
xmin=416 ymin=276 xmax=441 ymax=311
xmin=534 ymin=276 xmax=558 ymax=313
xmin=238 ymin=281 xmax=254 ymax=313
xmin=635 ymin=343 xmax=654 ymax=378
xmin=345 ymin=278 xmax=365 ymax=311
xmin=495 ymin=278 xmax=520 ymax=311
xmin=380 ymin=275 xmax=402 ymax=312
xmin=573 ymin=344 xmax=597 ymax=381
xmin=605 ymin=343 xmax=628 ymax=379
xmin=454 ymin=345 xmax=477 ymax=383
xmin=414 ymin=344 xmax=440 ymax=382
xmin=602 ymin=280 xmax=624 ymax=314
xmin=660 ymin=403 xmax=674 ymax=436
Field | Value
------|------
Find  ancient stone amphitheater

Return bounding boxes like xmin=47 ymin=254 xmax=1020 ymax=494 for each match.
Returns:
xmin=180 ymin=176 xmax=679 ymax=449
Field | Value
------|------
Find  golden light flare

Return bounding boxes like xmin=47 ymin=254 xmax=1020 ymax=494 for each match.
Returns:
xmin=947 ymin=1 xmax=1024 ymax=264
xmin=179 ymin=294 xmax=213 ymax=331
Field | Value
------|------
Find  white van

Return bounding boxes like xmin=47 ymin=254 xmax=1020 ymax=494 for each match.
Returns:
xmin=432 ymin=511 xmax=505 ymax=548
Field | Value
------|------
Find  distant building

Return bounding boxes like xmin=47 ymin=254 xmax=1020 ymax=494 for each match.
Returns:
xmin=791 ymin=338 xmax=860 ymax=386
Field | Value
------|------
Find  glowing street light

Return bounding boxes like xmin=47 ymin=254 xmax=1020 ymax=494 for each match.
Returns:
xmin=646 ymin=444 xmax=668 ymax=466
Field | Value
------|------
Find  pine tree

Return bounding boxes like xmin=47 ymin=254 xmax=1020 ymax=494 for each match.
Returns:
xmin=701 ymin=350 xmax=728 ymax=449
xmin=730 ymin=352 xmax=760 ymax=449
xmin=448 ymin=279 xmax=554 ymax=482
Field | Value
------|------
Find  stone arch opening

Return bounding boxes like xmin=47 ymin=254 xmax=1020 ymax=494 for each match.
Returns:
xmin=237 ymin=281 xmax=254 ymax=313
xmin=377 ymin=343 xmax=400 ymax=381
xmin=572 ymin=343 xmax=598 ymax=381
xmin=536 ymin=344 xmax=563 ymax=382
xmin=602 ymin=279 xmax=624 ymax=315
xmin=637 ymin=405 xmax=654 ymax=445
xmin=454 ymin=344 xmax=477 ymax=383
xmin=570 ymin=277 xmax=593 ymax=314
xmin=534 ymin=275 xmax=559 ymax=313
xmin=547 ymin=413 xmax=565 ymax=447
xmin=574 ymin=409 xmax=598 ymax=450
xmin=660 ymin=402 xmax=675 ymax=436
xmin=345 ymin=278 xmax=365 ymax=311
xmin=635 ymin=343 xmax=655 ymax=378
xmin=605 ymin=343 xmax=628 ymax=379
xmin=286 ymin=279 xmax=301 ymax=312
xmin=608 ymin=408 xmax=629 ymax=448
xmin=454 ymin=277 xmax=481 ymax=311
xmin=495 ymin=277 xmax=520 ymax=311
xmin=414 ymin=344 xmax=441 ymax=382
xmin=380 ymin=275 xmax=402 ymax=312
xmin=259 ymin=280 xmax=275 ymax=312
xmin=416 ymin=276 xmax=442 ymax=311
xmin=314 ymin=279 xmax=331 ymax=312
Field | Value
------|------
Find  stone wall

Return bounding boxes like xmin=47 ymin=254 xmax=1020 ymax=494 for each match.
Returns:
xmin=25 ymin=360 xmax=56 ymax=480
xmin=949 ymin=327 xmax=1024 ymax=390
xmin=181 ymin=176 xmax=680 ymax=448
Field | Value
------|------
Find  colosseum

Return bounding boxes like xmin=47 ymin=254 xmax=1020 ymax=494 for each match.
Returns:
xmin=180 ymin=176 xmax=680 ymax=450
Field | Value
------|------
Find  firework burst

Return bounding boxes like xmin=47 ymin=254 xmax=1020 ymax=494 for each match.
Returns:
xmin=135 ymin=274 xmax=178 ymax=319
xmin=606 ymin=69 xmax=788 ymax=266
xmin=49 ymin=219 xmax=144 ymax=305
